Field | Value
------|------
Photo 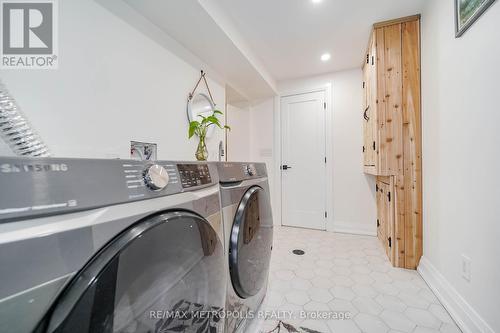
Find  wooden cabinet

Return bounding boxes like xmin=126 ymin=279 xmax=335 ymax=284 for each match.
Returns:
xmin=363 ymin=15 xmax=422 ymax=269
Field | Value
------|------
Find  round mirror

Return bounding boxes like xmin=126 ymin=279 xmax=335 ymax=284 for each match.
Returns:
xmin=187 ymin=93 xmax=216 ymax=138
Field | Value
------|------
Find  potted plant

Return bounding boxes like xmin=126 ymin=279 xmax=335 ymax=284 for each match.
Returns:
xmin=188 ymin=110 xmax=230 ymax=161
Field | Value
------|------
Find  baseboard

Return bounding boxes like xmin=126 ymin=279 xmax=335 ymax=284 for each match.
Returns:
xmin=417 ymin=257 xmax=494 ymax=333
xmin=328 ymin=221 xmax=377 ymax=237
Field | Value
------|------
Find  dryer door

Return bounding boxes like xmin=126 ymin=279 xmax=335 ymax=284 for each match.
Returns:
xmin=40 ymin=211 xmax=225 ymax=333
xmin=229 ymin=186 xmax=273 ymax=299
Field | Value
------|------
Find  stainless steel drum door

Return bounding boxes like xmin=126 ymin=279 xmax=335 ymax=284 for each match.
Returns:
xmin=229 ymin=186 xmax=273 ymax=299
xmin=37 ymin=211 xmax=225 ymax=333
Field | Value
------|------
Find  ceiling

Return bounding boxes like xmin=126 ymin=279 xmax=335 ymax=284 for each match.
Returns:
xmin=104 ymin=0 xmax=427 ymax=102
xmin=211 ymin=0 xmax=427 ymax=81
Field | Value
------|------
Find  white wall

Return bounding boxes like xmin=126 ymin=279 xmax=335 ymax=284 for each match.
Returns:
xmin=226 ymin=104 xmax=251 ymax=161
xmin=419 ymin=1 xmax=500 ymax=332
xmin=277 ymin=69 xmax=377 ymax=235
xmin=249 ymin=99 xmax=276 ymax=212
xmin=0 ymin=0 xmax=225 ymax=161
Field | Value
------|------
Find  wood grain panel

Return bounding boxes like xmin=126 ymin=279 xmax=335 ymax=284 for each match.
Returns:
xmin=402 ymin=20 xmax=422 ymax=269
xmin=384 ymin=24 xmax=403 ymax=176
xmin=384 ymin=24 xmax=406 ymax=267
xmin=375 ymin=28 xmax=387 ymax=174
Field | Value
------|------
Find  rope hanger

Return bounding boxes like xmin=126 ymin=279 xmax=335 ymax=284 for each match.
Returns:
xmin=188 ymin=70 xmax=216 ymax=106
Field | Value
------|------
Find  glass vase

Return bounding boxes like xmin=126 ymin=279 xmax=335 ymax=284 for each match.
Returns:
xmin=195 ymin=136 xmax=209 ymax=161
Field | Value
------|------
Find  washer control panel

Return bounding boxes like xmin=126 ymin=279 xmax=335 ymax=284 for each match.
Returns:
xmin=178 ymin=164 xmax=212 ymax=188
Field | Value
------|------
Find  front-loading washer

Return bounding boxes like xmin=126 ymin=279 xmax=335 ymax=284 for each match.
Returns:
xmin=0 ymin=157 xmax=226 ymax=333
xmin=217 ymin=162 xmax=273 ymax=333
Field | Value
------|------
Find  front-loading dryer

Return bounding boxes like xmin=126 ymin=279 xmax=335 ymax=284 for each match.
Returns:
xmin=0 ymin=157 xmax=226 ymax=333
xmin=217 ymin=162 xmax=273 ymax=333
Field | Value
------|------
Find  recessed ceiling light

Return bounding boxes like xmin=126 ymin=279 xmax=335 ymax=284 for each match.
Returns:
xmin=321 ymin=53 xmax=331 ymax=62
xmin=311 ymin=0 xmax=323 ymax=3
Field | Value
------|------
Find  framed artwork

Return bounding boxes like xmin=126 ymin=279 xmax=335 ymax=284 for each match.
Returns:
xmin=455 ymin=0 xmax=497 ymax=37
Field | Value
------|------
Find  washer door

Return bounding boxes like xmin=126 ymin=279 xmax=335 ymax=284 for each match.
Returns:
xmin=40 ymin=211 xmax=225 ymax=333
xmin=229 ymin=186 xmax=273 ymax=299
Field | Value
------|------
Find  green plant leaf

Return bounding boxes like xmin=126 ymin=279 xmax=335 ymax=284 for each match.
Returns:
xmin=213 ymin=110 xmax=223 ymax=115
xmin=224 ymin=125 xmax=231 ymax=131
xmin=206 ymin=115 xmax=220 ymax=123
xmin=189 ymin=121 xmax=200 ymax=138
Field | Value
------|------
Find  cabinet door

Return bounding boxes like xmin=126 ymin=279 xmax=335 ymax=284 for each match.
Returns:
xmin=362 ymin=62 xmax=372 ymax=167
xmin=369 ymin=36 xmax=378 ymax=167
xmin=363 ymin=33 xmax=379 ymax=172
xmin=377 ymin=179 xmax=394 ymax=261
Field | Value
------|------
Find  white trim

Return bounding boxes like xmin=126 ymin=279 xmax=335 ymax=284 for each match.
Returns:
xmin=275 ymin=86 xmax=333 ymax=229
xmin=273 ymin=96 xmax=282 ymax=226
xmin=328 ymin=221 xmax=377 ymax=236
xmin=418 ymin=257 xmax=495 ymax=333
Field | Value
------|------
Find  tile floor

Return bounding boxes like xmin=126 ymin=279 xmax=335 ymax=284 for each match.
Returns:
xmin=257 ymin=227 xmax=461 ymax=333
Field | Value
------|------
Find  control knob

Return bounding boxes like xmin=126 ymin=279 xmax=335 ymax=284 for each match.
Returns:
xmin=143 ymin=164 xmax=169 ymax=191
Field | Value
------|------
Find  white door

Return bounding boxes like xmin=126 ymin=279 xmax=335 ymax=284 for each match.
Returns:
xmin=281 ymin=91 xmax=326 ymax=230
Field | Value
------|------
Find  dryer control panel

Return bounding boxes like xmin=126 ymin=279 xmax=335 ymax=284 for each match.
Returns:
xmin=217 ymin=162 xmax=268 ymax=183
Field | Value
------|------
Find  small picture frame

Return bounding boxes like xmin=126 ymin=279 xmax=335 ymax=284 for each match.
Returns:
xmin=455 ymin=0 xmax=497 ymax=37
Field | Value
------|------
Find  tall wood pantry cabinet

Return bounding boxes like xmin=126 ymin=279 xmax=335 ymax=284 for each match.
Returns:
xmin=362 ymin=15 xmax=422 ymax=269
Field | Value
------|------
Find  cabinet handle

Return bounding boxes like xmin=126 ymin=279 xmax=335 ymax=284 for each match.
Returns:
xmin=363 ymin=106 xmax=370 ymax=121
xmin=388 ymin=237 xmax=392 ymax=248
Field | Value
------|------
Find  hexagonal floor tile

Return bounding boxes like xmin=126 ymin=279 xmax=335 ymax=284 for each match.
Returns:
xmin=330 ymin=286 xmax=357 ymax=301
xmin=405 ymin=307 xmax=441 ymax=329
xmin=354 ymin=313 xmax=389 ymax=333
xmin=352 ymin=284 xmax=379 ymax=298
xmin=307 ymin=287 xmax=334 ymax=303
xmin=331 ymin=275 xmax=355 ymax=287
xmin=375 ymin=294 xmax=407 ymax=313
xmin=312 ymin=276 xmax=336 ymax=289
xmin=353 ymin=296 xmax=383 ymax=315
xmin=260 ymin=227 xmax=461 ymax=333
xmin=291 ymin=277 xmax=313 ymax=291
xmin=379 ymin=309 xmax=416 ymax=332
xmin=285 ymin=290 xmax=310 ymax=306
xmin=328 ymin=299 xmax=359 ymax=317
xmin=303 ymin=300 xmax=331 ymax=312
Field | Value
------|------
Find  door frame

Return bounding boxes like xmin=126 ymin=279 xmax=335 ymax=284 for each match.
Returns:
xmin=274 ymin=85 xmax=333 ymax=230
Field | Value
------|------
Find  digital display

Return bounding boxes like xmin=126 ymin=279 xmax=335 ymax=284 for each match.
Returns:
xmin=177 ymin=164 xmax=212 ymax=188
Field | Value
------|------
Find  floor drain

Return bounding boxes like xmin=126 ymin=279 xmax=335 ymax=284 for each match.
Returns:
xmin=292 ymin=249 xmax=305 ymax=255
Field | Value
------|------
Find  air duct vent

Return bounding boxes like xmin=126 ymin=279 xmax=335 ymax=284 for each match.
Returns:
xmin=0 ymin=81 xmax=50 ymax=157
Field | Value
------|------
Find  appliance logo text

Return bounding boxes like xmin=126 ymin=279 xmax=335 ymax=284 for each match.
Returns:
xmin=1 ymin=163 xmax=68 ymax=173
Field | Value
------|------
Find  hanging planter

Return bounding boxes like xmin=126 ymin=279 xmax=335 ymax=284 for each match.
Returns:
xmin=188 ymin=110 xmax=229 ymax=161
xmin=186 ymin=71 xmax=230 ymax=161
